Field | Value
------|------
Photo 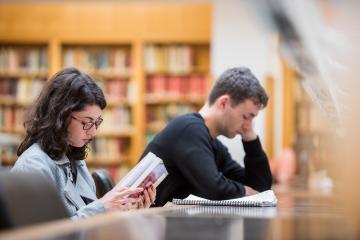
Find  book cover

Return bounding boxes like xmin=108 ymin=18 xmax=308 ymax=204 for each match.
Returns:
xmin=116 ymin=152 xmax=168 ymax=191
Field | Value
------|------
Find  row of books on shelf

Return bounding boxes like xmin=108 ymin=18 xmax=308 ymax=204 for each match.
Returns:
xmin=0 ymin=44 xmax=208 ymax=75
xmin=97 ymin=78 xmax=129 ymax=101
xmin=0 ymin=76 xmax=133 ymax=106
xmin=0 ymin=106 xmax=24 ymax=131
xmin=0 ymin=77 xmax=207 ymax=104
xmin=0 ymin=106 xmax=132 ymax=134
xmin=0 ymin=77 xmax=46 ymax=104
xmin=0 ymin=138 xmax=128 ymax=168
xmin=144 ymin=45 xmax=198 ymax=74
xmin=63 ymin=47 xmax=131 ymax=74
xmin=100 ymin=108 xmax=132 ymax=132
xmin=87 ymin=137 xmax=129 ymax=163
xmin=0 ymin=76 xmax=206 ymax=105
xmin=0 ymin=47 xmax=48 ymax=74
xmin=146 ymin=75 xmax=207 ymax=99
xmin=146 ymin=104 xmax=198 ymax=130
xmin=0 ymin=105 xmax=194 ymax=135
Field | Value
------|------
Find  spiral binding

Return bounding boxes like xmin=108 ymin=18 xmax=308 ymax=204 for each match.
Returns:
xmin=172 ymin=199 xmax=263 ymax=207
xmin=171 ymin=205 xmax=278 ymax=218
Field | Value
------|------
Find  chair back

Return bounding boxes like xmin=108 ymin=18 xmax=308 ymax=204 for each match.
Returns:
xmin=92 ymin=169 xmax=114 ymax=198
xmin=0 ymin=171 xmax=70 ymax=230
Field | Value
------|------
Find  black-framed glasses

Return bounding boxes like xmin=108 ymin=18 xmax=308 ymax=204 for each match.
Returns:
xmin=71 ymin=116 xmax=103 ymax=130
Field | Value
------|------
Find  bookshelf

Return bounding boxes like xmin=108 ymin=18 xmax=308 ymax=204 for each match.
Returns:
xmin=0 ymin=2 xmax=211 ymax=180
xmin=0 ymin=42 xmax=211 ymax=174
xmin=144 ymin=43 xmax=210 ymax=144
xmin=0 ymin=43 xmax=48 ymax=165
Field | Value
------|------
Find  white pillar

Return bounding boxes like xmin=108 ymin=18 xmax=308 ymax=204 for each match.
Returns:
xmin=212 ymin=0 xmax=273 ymax=164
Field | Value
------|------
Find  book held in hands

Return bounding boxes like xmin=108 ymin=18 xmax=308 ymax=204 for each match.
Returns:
xmin=172 ymin=190 xmax=277 ymax=207
xmin=116 ymin=152 xmax=168 ymax=191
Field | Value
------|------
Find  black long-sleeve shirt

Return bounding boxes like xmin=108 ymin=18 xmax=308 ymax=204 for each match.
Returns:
xmin=140 ymin=113 xmax=272 ymax=206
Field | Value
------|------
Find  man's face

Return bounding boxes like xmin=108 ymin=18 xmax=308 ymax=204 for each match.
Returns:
xmin=219 ymin=99 xmax=260 ymax=138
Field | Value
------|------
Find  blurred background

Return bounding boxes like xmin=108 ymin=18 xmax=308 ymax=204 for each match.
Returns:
xmin=0 ymin=0 xmax=359 ymax=233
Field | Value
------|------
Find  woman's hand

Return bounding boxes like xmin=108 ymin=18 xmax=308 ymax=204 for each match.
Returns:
xmin=99 ymin=185 xmax=143 ymax=211
xmin=137 ymin=185 xmax=156 ymax=209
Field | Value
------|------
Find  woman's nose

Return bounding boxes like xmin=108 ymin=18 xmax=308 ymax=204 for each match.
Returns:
xmin=87 ymin=125 xmax=97 ymax=137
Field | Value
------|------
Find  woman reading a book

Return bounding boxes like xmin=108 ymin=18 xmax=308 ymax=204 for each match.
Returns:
xmin=12 ymin=67 xmax=156 ymax=218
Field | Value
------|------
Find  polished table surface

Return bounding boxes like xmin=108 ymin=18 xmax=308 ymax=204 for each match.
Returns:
xmin=1 ymin=187 xmax=358 ymax=240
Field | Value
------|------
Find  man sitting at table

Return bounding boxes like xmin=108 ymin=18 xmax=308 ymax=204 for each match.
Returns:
xmin=140 ymin=67 xmax=272 ymax=206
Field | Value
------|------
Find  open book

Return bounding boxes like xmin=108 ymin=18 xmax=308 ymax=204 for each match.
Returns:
xmin=116 ymin=152 xmax=168 ymax=190
xmin=172 ymin=190 xmax=277 ymax=207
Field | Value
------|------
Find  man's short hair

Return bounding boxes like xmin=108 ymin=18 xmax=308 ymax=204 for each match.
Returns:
xmin=208 ymin=67 xmax=268 ymax=108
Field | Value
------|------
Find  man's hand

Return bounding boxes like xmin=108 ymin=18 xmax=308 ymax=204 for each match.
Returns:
xmin=239 ymin=125 xmax=257 ymax=142
xmin=244 ymin=185 xmax=259 ymax=196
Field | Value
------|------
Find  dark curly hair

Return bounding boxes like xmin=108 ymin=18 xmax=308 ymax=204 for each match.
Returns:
xmin=208 ymin=67 xmax=268 ymax=108
xmin=17 ymin=67 xmax=107 ymax=161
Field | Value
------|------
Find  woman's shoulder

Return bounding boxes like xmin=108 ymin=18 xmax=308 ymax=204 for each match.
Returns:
xmin=13 ymin=143 xmax=54 ymax=169
xmin=12 ymin=143 xmax=62 ymax=183
xmin=18 ymin=143 xmax=49 ymax=159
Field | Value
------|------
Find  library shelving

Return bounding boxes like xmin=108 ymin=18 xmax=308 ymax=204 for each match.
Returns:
xmin=0 ymin=43 xmax=48 ymax=166
xmin=0 ymin=41 xmax=211 ymax=181
xmin=0 ymin=2 xmax=212 ymax=180
xmin=143 ymin=43 xmax=210 ymax=144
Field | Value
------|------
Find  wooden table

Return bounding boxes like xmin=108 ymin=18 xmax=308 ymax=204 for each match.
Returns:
xmin=0 ymin=187 xmax=358 ymax=240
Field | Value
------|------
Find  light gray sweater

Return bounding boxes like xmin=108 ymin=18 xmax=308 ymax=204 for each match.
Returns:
xmin=11 ymin=143 xmax=106 ymax=218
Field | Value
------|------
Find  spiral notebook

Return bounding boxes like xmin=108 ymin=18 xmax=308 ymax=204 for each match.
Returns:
xmin=173 ymin=206 xmax=278 ymax=218
xmin=172 ymin=190 xmax=277 ymax=207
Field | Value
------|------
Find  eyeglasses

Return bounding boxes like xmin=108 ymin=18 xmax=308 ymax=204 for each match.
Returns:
xmin=71 ymin=116 xmax=103 ymax=130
